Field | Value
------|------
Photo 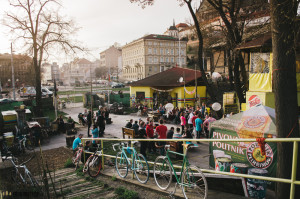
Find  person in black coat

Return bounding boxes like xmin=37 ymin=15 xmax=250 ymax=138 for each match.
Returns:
xmin=87 ymin=110 xmax=92 ymax=137
xmin=139 ymin=121 xmax=148 ymax=159
xmin=125 ymin=119 xmax=133 ymax=128
xmin=97 ymin=111 xmax=105 ymax=136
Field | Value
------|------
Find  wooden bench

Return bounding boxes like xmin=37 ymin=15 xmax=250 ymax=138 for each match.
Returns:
xmin=166 ymin=141 xmax=183 ymax=153
xmin=122 ymin=127 xmax=137 ymax=139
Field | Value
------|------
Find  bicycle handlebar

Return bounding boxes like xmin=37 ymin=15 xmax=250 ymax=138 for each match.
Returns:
xmin=20 ymin=155 xmax=35 ymax=166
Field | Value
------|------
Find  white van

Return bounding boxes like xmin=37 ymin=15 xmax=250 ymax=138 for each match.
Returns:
xmin=42 ymin=86 xmax=53 ymax=97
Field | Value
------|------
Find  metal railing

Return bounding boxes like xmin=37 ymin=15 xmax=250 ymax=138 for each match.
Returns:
xmin=81 ymin=137 xmax=300 ymax=199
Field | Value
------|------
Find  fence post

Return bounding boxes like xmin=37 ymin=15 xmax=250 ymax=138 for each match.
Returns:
xmin=290 ymin=141 xmax=298 ymax=199
xmin=131 ymin=141 xmax=134 ymax=179
xmin=101 ymin=139 xmax=105 ymax=170
xmin=83 ymin=140 xmax=86 ymax=163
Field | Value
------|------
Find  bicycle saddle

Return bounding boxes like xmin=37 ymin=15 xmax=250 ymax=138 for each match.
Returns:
xmin=182 ymin=143 xmax=193 ymax=149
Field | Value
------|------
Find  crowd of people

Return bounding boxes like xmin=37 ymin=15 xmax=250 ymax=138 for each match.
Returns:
xmin=124 ymin=103 xmax=216 ymax=158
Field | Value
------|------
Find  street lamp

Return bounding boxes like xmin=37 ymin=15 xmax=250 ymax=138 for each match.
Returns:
xmin=179 ymin=72 xmax=185 ymax=107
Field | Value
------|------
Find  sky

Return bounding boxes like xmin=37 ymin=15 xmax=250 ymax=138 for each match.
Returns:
xmin=0 ymin=0 xmax=196 ymax=66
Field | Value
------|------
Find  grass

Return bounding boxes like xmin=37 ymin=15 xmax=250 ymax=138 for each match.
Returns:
xmin=111 ymin=175 xmax=117 ymax=181
xmin=43 ymin=109 xmax=67 ymax=122
xmin=60 ymin=95 xmax=83 ymax=103
xmin=57 ymin=188 xmax=72 ymax=197
xmin=114 ymin=186 xmax=139 ymax=199
xmin=64 ymin=158 xmax=74 ymax=168
xmin=57 ymin=87 xmax=129 ymax=95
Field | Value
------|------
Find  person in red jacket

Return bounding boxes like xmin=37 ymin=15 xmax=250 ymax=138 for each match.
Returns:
xmin=146 ymin=120 xmax=155 ymax=153
xmin=155 ymin=119 xmax=168 ymax=155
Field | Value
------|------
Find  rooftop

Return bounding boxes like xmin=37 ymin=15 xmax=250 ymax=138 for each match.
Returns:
xmin=130 ymin=67 xmax=204 ymax=88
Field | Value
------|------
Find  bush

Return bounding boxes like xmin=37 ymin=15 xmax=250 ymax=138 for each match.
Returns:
xmin=64 ymin=158 xmax=73 ymax=168
xmin=115 ymin=186 xmax=139 ymax=199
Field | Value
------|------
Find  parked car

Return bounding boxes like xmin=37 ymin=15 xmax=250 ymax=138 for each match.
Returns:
xmin=112 ymin=83 xmax=125 ymax=88
xmin=0 ymin=98 xmax=16 ymax=104
xmin=42 ymin=87 xmax=53 ymax=97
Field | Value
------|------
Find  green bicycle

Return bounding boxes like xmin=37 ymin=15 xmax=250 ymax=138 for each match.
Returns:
xmin=153 ymin=143 xmax=208 ymax=199
xmin=113 ymin=142 xmax=149 ymax=184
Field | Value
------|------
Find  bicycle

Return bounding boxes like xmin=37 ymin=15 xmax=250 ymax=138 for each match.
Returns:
xmin=72 ymin=144 xmax=84 ymax=170
xmin=2 ymin=155 xmax=40 ymax=189
xmin=85 ymin=144 xmax=103 ymax=177
xmin=112 ymin=142 xmax=149 ymax=184
xmin=153 ymin=143 xmax=207 ymax=199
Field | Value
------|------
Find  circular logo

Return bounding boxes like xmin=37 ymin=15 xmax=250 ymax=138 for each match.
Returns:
xmin=243 ymin=116 xmax=266 ymax=128
xmin=248 ymin=95 xmax=261 ymax=107
xmin=247 ymin=142 xmax=273 ymax=169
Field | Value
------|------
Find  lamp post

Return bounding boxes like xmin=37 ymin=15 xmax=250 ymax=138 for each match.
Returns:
xmin=11 ymin=43 xmax=16 ymax=100
xmin=179 ymin=72 xmax=185 ymax=107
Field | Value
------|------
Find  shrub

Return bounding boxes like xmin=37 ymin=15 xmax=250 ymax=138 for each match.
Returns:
xmin=64 ymin=158 xmax=73 ymax=168
xmin=115 ymin=186 xmax=139 ymax=199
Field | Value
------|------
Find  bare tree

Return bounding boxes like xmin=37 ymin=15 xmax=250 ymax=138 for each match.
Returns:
xmin=95 ymin=67 xmax=109 ymax=79
xmin=205 ymin=0 xmax=269 ymax=103
xmin=130 ymin=0 xmax=217 ymax=101
xmin=270 ymin=0 xmax=300 ymax=198
xmin=4 ymin=0 xmax=82 ymax=115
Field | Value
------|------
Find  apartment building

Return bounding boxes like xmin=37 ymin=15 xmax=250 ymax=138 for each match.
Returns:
xmin=122 ymin=34 xmax=187 ymax=81
xmin=100 ymin=45 xmax=122 ymax=71
xmin=0 ymin=53 xmax=33 ymax=87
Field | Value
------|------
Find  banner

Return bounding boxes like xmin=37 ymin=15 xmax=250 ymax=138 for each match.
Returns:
xmin=184 ymin=87 xmax=195 ymax=95
xmin=209 ymin=105 xmax=277 ymax=177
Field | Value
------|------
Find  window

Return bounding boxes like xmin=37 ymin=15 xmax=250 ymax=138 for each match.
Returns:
xmin=171 ymin=57 xmax=174 ymax=63
xmin=160 ymin=66 xmax=164 ymax=72
xmin=166 ymin=49 xmax=169 ymax=55
xmin=136 ymin=92 xmax=145 ymax=100
xmin=160 ymin=42 xmax=163 ymax=46
xmin=181 ymin=58 xmax=185 ymax=64
xmin=153 ymin=48 xmax=157 ymax=54
xmin=148 ymin=57 xmax=152 ymax=63
xmin=149 ymin=66 xmax=152 ymax=72
xmin=171 ymin=49 xmax=174 ymax=55
xmin=160 ymin=57 xmax=164 ymax=63
xmin=148 ymin=41 xmax=152 ymax=45
xmin=166 ymin=57 xmax=169 ymax=63
xmin=160 ymin=48 xmax=164 ymax=55
xmin=154 ymin=66 xmax=158 ymax=72
xmin=148 ymin=48 xmax=152 ymax=54
xmin=181 ymin=49 xmax=185 ymax=55
xmin=154 ymin=57 xmax=158 ymax=63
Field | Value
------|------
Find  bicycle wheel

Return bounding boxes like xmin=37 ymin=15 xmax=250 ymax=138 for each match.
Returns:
xmin=115 ymin=152 xmax=128 ymax=178
xmin=25 ymin=139 xmax=34 ymax=151
xmin=153 ymin=156 xmax=172 ymax=190
xmin=181 ymin=165 xmax=207 ymax=199
xmin=72 ymin=151 xmax=81 ymax=170
xmin=11 ymin=168 xmax=23 ymax=185
xmin=88 ymin=155 xmax=102 ymax=177
xmin=27 ymin=172 xmax=40 ymax=188
xmin=133 ymin=153 xmax=149 ymax=184
xmin=83 ymin=155 xmax=91 ymax=173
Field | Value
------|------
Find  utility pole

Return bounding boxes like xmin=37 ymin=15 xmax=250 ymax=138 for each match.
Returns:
xmin=183 ymin=71 xmax=185 ymax=107
xmin=195 ymin=64 xmax=197 ymax=108
xmin=90 ymin=64 xmax=93 ymax=113
xmin=11 ymin=43 xmax=16 ymax=100
xmin=178 ymin=37 xmax=181 ymax=68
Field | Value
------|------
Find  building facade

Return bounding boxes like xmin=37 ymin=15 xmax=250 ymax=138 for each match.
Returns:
xmin=41 ymin=62 xmax=52 ymax=84
xmin=122 ymin=34 xmax=187 ymax=81
xmin=0 ymin=53 xmax=33 ymax=87
xmin=99 ymin=45 xmax=122 ymax=80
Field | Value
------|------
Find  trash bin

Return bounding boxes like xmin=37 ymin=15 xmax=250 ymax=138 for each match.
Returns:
xmin=247 ymin=168 xmax=268 ymax=199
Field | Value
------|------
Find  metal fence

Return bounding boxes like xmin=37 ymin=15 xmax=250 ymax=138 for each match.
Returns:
xmin=81 ymin=137 xmax=300 ymax=199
